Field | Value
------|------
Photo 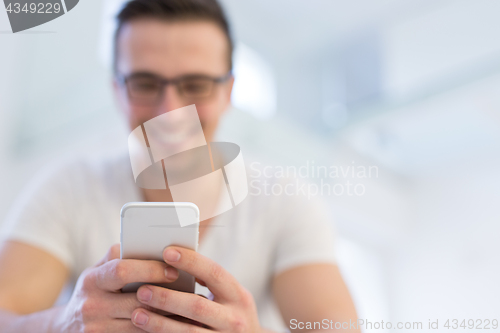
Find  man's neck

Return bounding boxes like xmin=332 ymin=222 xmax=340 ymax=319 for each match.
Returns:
xmin=142 ymin=188 xmax=174 ymax=203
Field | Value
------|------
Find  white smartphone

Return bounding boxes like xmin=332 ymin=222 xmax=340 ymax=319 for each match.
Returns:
xmin=120 ymin=202 xmax=199 ymax=293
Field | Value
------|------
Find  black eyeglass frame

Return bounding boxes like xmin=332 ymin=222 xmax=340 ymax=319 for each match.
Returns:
xmin=116 ymin=71 xmax=233 ymax=106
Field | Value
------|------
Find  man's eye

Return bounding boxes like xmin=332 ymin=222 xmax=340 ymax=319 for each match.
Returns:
xmin=129 ymin=78 xmax=161 ymax=93
xmin=134 ymin=82 xmax=158 ymax=92
xmin=185 ymin=83 xmax=208 ymax=93
xmin=181 ymin=79 xmax=212 ymax=94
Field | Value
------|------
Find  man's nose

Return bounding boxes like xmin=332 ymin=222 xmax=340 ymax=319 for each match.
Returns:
xmin=157 ymin=84 xmax=185 ymax=114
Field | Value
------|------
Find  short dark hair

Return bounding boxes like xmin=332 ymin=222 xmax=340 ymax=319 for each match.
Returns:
xmin=113 ymin=0 xmax=233 ymax=74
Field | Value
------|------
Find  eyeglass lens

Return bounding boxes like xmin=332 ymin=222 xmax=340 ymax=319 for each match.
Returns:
xmin=126 ymin=75 xmax=216 ymax=105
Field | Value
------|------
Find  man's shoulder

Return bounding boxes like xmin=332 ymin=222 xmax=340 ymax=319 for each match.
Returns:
xmin=31 ymin=151 xmax=133 ymax=196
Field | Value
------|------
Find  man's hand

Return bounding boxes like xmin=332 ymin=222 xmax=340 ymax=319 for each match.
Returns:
xmin=131 ymin=246 xmax=263 ymax=333
xmin=55 ymin=244 xmax=179 ymax=333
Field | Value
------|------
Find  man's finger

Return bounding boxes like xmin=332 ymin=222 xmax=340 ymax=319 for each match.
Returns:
xmin=136 ymin=284 xmax=227 ymax=328
xmin=131 ymin=308 xmax=213 ymax=333
xmin=163 ymin=246 xmax=242 ymax=302
xmin=195 ymin=278 xmax=207 ymax=287
xmin=94 ymin=259 xmax=179 ymax=291
xmin=103 ymin=319 xmax=149 ymax=333
xmin=102 ymin=292 xmax=149 ymax=319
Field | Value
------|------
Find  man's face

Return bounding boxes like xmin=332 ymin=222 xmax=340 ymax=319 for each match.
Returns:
xmin=114 ymin=19 xmax=233 ymax=143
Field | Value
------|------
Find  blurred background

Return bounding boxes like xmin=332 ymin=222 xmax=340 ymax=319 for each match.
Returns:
xmin=1 ymin=0 xmax=500 ymax=331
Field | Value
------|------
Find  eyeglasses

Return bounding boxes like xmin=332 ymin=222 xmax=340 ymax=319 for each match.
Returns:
xmin=117 ymin=71 xmax=232 ymax=106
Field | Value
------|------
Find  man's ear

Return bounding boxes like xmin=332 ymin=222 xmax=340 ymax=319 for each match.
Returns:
xmin=224 ymin=75 xmax=235 ymax=107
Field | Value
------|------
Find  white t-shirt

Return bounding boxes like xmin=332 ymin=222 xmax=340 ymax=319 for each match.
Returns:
xmin=1 ymin=153 xmax=336 ymax=332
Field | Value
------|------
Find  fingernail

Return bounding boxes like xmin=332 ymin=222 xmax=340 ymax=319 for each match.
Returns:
xmin=137 ymin=287 xmax=153 ymax=302
xmin=133 ymin=311 xmax=149 ymax=326
xmin=164 ymin=248 xmax=181 ymax=262
xmin=165 ymin=266 xmax=179 ymax=280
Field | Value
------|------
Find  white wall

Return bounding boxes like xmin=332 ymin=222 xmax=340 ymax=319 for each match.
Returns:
xmin=0 ymin=0 xmax=129 ymax=223
xmin=1 ymin=1 xmax=500 ymax=331
xmin=389 ymin=160 xmax=500 ymax=329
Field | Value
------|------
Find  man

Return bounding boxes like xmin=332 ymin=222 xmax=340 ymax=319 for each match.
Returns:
xmin=0 ymin=0 xmax=359 ymax=332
